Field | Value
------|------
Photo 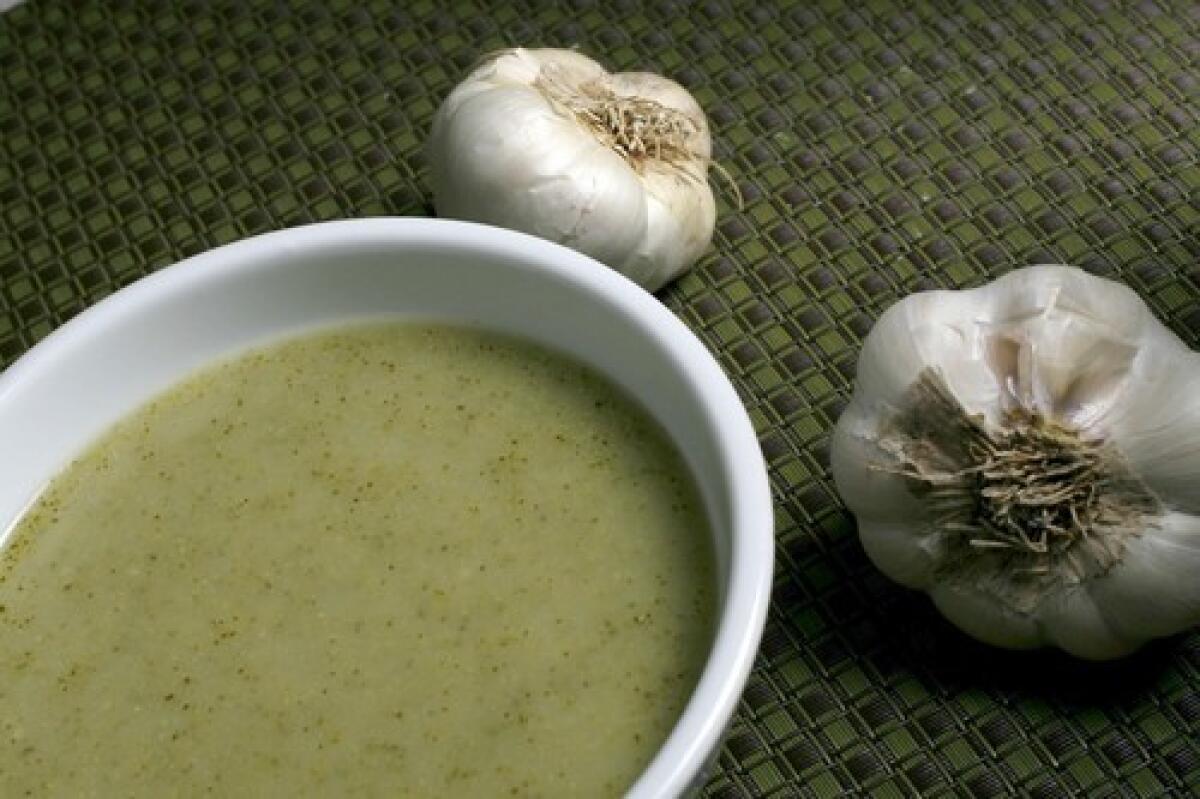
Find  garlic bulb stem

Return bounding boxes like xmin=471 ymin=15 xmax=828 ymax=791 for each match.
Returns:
xmin=880 ymin=368 xmax=1159 ymax=611
xmin=539 ymin=76 xmax=699 ymax=168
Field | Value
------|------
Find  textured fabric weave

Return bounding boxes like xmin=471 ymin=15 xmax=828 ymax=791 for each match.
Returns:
xmin=1 ymin=1 xmax=1197 ymax=796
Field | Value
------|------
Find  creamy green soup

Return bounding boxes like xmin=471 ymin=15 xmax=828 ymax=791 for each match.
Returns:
xmin=0 ymin=323 xmax=716 ymax=797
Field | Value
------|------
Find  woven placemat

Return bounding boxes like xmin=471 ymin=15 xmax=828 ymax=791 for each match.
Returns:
xmin=2 ymin=1 xmax=1198 ymax=796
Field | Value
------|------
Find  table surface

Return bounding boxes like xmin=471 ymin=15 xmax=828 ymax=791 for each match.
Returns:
xmin=2 ymin=1 xmax=1198 ymax=796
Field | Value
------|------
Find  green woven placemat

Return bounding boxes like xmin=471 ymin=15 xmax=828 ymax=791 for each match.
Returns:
xmin=2 ymin=1 xmax=1198 ymax=796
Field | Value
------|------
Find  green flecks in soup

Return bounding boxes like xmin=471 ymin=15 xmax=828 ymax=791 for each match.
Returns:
xmin=0 ymin=323 xmax=716 ymax=797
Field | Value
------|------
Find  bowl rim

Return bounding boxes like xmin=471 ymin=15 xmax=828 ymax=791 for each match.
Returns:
xmin=0 ymin=218 xmax=774 ymax=797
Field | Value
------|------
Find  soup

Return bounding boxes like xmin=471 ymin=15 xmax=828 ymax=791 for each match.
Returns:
xmin=0 ymin=323 xmax=716 ymax=797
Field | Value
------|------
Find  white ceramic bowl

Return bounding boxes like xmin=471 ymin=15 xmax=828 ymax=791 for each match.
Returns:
xmin=0 ymin=218 xmax=773 ymax=797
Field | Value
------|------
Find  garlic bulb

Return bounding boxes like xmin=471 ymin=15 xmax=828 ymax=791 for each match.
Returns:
xmin=831 ymin=265 xmax=1200 ymax=660
xmin=427 ymin=48 xmax=716 ymax=292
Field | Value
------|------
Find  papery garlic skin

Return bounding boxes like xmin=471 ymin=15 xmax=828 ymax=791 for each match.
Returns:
xmin=831 ymin=265 xmax=1200 ymax=659
xmin=427 ymin=48 xmax=716 ymax=292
